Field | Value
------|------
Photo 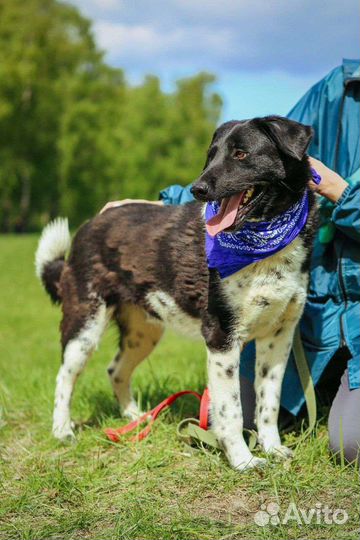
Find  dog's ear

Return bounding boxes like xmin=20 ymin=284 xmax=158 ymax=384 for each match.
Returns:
xmin=258 ymin=116 xmax=313 ymax=161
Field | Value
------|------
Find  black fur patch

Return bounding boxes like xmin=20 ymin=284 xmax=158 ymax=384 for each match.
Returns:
xmin=42 ymin=259 xmax=65 ymax=303
xmin=225 ymin=366 xmax=235 ymax=378
xmin=261 ymin=365 xmax=269 ymax=377
xmin=254 ymin=296 xmax=270 ymax=307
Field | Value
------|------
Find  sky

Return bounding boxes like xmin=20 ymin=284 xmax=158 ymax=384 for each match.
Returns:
xmin=70 ymin=0 xmax=359 ymax=121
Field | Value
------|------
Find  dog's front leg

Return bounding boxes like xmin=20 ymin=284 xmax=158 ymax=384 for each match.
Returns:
xmin=207 ymin=343 xmax=266 ymax=471
xmin=255 ymin=322 xmax=297 ymax=459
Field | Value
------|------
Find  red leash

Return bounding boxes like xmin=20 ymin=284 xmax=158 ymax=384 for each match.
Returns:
xmin=104 ymin=388 xmax=210 ymax=443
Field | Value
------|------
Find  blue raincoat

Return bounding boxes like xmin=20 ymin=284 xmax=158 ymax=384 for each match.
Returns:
xmin=159 ymin=59 xmax=360 ymax=414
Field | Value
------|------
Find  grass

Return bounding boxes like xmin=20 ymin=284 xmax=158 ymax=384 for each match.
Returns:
xmin=0 ymin=233 xmax=359 ymax=540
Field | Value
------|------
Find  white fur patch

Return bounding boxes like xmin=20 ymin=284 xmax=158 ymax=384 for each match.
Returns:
xmin=221 ymin=237 xmax=308 ymax=341
xmin=35 ymin=218 xmax=71 ymax=279
xmin=146 ymin=291 xmax=202 ymax=339
xmin=52 ymin=302 xmax=109 ymax=440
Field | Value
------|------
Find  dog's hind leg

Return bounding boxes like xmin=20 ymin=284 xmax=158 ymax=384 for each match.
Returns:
xmin=53 ymin=299 xmax=110 ymax=441
xmin=107 ymin=304 xmax=163 ymax=419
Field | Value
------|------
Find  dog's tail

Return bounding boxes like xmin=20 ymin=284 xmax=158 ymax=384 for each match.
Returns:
xmin=35 ymin=218 xmax=71 ymax=304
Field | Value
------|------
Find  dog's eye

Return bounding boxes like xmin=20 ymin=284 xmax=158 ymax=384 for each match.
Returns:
xmin=233 ymin=149 xmax=248 ymax=160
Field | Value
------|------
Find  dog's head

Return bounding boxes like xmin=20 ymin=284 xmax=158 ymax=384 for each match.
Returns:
xmin=191 ymin=116 xmax=313 ymax=234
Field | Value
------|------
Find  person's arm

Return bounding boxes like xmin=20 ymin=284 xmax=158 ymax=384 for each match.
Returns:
xmin=100 ymin=199 xmax=163 ymax=213
xmin=159 ymin=184 xmax=194 ymax=205
xmin=308 ymin=157 xmax=349 ymax=202
xmin=331 ymin=184 xmax=360 ymax=243
xmin=309 ymin=157 xmax=360 ymax=242
xmin=100 ymin=184 xmax=194 ymax=213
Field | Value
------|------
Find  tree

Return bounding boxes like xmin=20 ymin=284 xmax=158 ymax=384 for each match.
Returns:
xmin=0 ymin=0 xmax=222 ymax=232
xmin=58 ymin=65 xmax=126 ymax=223
xmin=0 ymin=0 xmax=101 ymax=230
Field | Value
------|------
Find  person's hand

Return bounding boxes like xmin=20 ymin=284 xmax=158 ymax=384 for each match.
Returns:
xmin=308 ymin=157 xmax=348 ymax=203
xmin=100 ymin=199 xmax=164 ymax=214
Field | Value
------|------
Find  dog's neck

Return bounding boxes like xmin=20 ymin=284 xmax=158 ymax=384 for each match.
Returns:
xmin=204 ymin=189 xmax=310 ymax=279
xmin=252 ymin=185 xmax=307 ymax=222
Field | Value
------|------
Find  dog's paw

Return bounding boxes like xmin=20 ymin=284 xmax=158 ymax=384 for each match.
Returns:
xmin=52 ymin=425 xmax=76 ymax=443
xmin=233 ymin=456 xmax=267 ymax=472
xmin=121 ymin=401 xmax=145 ymax=421
xmin=265 ymin=445 xmax=294 ymax=460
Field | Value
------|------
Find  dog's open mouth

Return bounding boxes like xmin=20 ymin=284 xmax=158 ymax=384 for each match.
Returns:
xmin=206 ymin=187 xmax=263 ymax=236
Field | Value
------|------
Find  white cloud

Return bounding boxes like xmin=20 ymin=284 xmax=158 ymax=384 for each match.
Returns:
xmin=95 ymin=22 xmax=163 ymax=54
xmin=94 ymin=19 xmax=232 ymax=69
xmin=70 ymin=0 xmax=359 ymax=77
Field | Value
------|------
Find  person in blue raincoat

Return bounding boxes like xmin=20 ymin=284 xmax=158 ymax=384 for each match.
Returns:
xmin=102 ymin=60 xmax=360 ymax=462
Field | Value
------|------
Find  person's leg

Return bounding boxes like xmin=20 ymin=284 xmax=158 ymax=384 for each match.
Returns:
xmin=328 ymin=368 xmax=360 ymax=464
xmin=240 ymin=375 xmax=256 ymax=430
xmin=316 ymin=347 xmax=350 ymax=405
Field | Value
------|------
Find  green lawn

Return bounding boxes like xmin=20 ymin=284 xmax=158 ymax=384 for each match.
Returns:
xmin=0 ymin=234 xmax=358 ymax=540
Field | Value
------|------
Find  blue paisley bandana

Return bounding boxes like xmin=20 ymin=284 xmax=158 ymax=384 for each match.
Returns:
xmin=205 ymin=189 xmax=310 ymax=279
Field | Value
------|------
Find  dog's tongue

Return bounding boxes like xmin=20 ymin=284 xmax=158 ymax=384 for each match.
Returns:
xmin=206 ymin=192 xmax=245 ymax=236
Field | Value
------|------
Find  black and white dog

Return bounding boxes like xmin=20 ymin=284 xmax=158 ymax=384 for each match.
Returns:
xmin=36 ymin=116 xmax=317 ymax=471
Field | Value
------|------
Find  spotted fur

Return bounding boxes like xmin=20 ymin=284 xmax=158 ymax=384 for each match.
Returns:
xmin=36 ymin=116 xmax=318 ymax=471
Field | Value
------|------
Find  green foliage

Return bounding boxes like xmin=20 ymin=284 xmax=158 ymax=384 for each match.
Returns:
xmin=0 ymin=0 xmax=222 ymax=231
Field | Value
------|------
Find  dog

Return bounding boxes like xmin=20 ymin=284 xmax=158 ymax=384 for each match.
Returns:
xmin=36 ymin=115 xmax=317 ymax=471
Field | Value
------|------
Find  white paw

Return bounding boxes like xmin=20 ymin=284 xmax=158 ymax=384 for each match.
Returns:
xmin=121 ymin=402 xmax=145 ymax=421
xmin=265 ymin=445 xmax=294 ymax=460
xmin=233 ymin=456 xmax=267 ymax=472
xmin=53 ymin=425 xmax=76 ymax=443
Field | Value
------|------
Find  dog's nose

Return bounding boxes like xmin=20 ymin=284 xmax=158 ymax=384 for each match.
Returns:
xmin=190 ymin=182 xmax=209 ymax=199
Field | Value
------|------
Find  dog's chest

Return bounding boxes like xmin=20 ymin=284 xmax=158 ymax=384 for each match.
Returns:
xmin=145 ymin=238 xmax=308 ymax=342
xmin=221 ymin=238 xmax=307 ymax=340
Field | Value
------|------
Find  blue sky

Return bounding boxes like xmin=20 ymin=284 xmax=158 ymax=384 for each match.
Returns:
xmin=70 ymin=0 xmax=359 ymax=120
